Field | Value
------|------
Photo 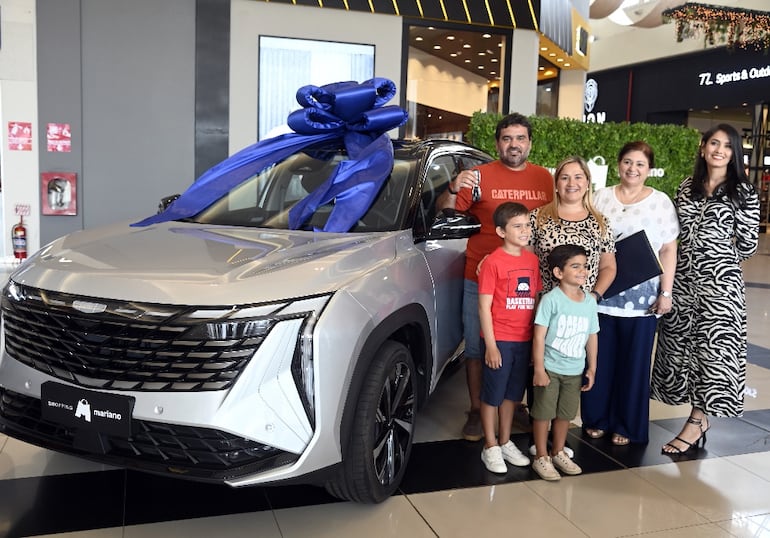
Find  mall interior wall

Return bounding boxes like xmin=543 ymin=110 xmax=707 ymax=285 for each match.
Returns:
xmin=0 ymin=0 xmax=38 ymax=260
xmin=23 ymin=0 xmax=578 ymax=253
xmin=35 ymin=0 xmax=197 ymax=248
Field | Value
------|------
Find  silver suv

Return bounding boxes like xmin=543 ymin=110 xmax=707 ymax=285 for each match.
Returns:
xmin=0 ymin=138 xmax=491 ymax=503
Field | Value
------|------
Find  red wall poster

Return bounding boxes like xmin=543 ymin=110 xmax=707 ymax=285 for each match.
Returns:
xmin=41 ymin=172 xmax=77 ymax=216
xmin=47 ymin=123 xmax=72 ymax=152
xmin=8 ymin=122 xmax=33 ymax=151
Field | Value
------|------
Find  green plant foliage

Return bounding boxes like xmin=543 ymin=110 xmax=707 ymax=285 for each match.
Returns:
xmin=466 ymin=112 xmax=702 ymax=199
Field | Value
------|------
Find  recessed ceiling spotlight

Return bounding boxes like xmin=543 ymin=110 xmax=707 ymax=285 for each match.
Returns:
xmin=556 ymin=58 xmax=564 ymax=62
xmin=564 ymin=62 xmax=571 ymax=67
xmin=450 ymin=53 xmax=458 ymax=57
xmin=447 ymin=35 xmax=455 ymax=40
xmin=415 ymin=36 xmax=424 ymax=41
xmin=478 ymin=65 xmax=484 ymax=69
xmin=548 ymin=52 xmax=556 ymax=57
xmin=478 ymin=52 xmax=486 ymax=56
xmin=541 ymin=47 xmax=547 ymax=51
xmin=465 ymin=59 xmax=471 ymax=63
xmin=483 ymin=33 xmax=492 ymax=38
xmin=434 ymin=45 xmax=441 ymax=50
xmin=463 ymin=43 xmax=471 ymax=48
xmin=491 ymin=58 xmax=498 ymax=63
xmin=539 ymin=66 xmax=545 ymax=70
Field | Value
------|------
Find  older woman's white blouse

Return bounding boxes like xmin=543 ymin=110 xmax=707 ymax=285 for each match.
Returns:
xmin=593 ymin=185 xmax=679 ymax=317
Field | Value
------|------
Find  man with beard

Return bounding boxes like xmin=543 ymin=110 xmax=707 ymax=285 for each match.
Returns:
xmin=437 ymin=113 xmax=554 ymax=442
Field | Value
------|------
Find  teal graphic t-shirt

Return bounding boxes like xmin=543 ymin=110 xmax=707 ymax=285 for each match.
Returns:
xmin=534 ymin=287 xmax=599 ymax=375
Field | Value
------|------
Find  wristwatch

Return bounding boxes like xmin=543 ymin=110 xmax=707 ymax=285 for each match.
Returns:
xmin=659 ymin=290 xmax=672 ymax=298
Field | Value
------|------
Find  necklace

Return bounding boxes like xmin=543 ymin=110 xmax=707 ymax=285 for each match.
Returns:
xmin=617 ymin=186 xmax=648 ymax=212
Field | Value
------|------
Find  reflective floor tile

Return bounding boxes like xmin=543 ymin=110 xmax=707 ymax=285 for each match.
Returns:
xmin=525 ymin=468 xmax=707 ymax=537
xmin=408 ymin=482 xmax=585 ymax=537
xmin=634 ymin=458 xmax=770 ymax=522
xmin=273 ymin=495 xmax=435 ymax=538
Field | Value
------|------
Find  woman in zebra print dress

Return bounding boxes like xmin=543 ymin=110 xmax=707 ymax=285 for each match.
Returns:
xmin=651 ymin=123 xmax=760 ymax=455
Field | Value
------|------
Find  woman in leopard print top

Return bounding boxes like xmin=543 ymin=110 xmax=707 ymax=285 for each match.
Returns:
xmin=529 ymin=156 xmax=616 ymax=295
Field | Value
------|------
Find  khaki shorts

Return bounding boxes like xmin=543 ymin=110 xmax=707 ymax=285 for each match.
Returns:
xmin=530 ymin=370 xmax=582 ymax=421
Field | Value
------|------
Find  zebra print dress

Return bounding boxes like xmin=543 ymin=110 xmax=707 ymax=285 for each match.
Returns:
xmin=650 ymin=177 xmax=760 ymax=417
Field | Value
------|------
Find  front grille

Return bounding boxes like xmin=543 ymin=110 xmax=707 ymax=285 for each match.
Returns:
xmin=0 ymin=388 xmax=298 ymax=480
xmin=1 ymin=282 xmax=288 ymax=391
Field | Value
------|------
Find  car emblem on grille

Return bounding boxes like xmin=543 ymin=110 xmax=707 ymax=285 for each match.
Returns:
xmin=72 ymin=300 xmax=107 ymax=314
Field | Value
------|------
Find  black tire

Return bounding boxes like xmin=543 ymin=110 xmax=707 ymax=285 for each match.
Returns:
xmin=325 ymin=340 xmax=417 ymax=503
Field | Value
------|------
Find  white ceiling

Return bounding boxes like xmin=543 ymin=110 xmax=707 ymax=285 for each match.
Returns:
xmin=589 ymin=0 xmax=770 ymax=72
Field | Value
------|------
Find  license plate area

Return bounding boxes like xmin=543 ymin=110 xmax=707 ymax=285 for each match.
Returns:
xmin=41 ymin=381 xmax=135 ymax=437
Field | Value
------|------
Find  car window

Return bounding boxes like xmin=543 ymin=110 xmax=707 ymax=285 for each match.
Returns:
xmin=419 ymin=155 xmax=457 ymax=226
xmin=190 ymin=145 xmax=415 ymax=233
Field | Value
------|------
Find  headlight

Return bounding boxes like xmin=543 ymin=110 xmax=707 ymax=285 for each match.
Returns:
xmin=196 ymin=318 xmax=275 ymax=340
xmin=186 ymin=295 xmax=331 ymax=426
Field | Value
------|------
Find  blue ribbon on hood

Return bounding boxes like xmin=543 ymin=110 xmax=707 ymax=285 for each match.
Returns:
xmin=132 ymin=78 xmax=408 ymax=232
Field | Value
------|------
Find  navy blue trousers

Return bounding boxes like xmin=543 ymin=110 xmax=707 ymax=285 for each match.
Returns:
xmin=580 ymin=313 xmax=658 ymax=444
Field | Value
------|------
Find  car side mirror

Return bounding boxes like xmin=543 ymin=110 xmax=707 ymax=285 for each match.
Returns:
xmin=425 ymin=209 xmax=481 ymax=240
xmin=157 ymin=194 xmax=181 ymax=214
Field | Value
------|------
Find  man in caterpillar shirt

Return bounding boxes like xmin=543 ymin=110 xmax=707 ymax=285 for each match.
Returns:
xmin=437 ymin=113 xmax=553 ymax=441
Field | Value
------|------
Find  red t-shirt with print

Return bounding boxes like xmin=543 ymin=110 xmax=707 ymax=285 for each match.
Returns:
xmin=455 ymin=160 xmax=553 ymax=282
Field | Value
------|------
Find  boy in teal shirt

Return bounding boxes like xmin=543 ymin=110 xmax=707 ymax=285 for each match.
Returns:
xmin=531 ymin=244 xmax=598 ymax=481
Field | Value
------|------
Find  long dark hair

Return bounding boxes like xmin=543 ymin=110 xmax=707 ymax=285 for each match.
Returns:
xmin=691 ymin=123 xmax=750 ymax=205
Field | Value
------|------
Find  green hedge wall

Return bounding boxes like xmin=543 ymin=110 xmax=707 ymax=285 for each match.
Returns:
xmin=466 ymin=112 xmax=703 ymax=199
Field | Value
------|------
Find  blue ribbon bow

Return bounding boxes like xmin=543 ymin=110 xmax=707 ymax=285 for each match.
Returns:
xmin=132 ymin=78 xmax=408 ymax=232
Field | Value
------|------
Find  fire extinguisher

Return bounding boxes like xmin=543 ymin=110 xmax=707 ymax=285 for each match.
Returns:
xmin=12 ymin=215 xmax=27 ymax=262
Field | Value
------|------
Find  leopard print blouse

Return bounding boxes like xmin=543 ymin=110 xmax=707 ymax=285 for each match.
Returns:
xmin=529 ymin=208 xmax=615 ymax=292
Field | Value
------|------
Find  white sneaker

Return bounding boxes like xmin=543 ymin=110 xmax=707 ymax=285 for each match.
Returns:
xmin=500 ymin=441 xmax=530 ymax=466
xmin=551 ymin=450 xmax=582 ymax=475
xmin=481 ymin=445 xmax=507 ymax=473
xmin=532 ymin=456 xmax=561 ymax=481
xmin=529 ymin=444 xmax=574 ymax=458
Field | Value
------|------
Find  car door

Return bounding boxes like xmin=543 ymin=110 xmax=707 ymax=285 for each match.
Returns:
xmin=414 ymin=149 xmax=490 ymax=383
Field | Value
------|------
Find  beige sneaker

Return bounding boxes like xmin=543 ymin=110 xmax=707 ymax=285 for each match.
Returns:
xmin=532 ymin=455 xmax=561 ymax=481
xmin=551 ymin=450 xmax=582 ymax=475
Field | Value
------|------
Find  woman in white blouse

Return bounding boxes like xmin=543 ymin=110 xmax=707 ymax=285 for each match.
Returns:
xmin=581 ymin=141 xmax=679 ymax=445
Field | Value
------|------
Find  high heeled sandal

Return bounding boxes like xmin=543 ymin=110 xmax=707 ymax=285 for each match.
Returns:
xmin=661 ymin=415 xmax=708 ymax=455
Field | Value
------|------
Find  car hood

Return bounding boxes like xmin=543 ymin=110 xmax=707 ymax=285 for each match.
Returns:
xmin=10 ymin=221 xmax=399 ymax=304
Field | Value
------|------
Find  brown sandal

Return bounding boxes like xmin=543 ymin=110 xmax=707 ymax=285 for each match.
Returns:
xmin=585 ymin=428 xmax=605 ymax=439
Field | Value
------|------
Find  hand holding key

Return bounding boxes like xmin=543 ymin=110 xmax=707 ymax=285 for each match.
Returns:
xmin=448 ymin=169 xmax=481 ymax=201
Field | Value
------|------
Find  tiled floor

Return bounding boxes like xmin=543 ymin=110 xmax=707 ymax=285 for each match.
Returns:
xmin=1 ymin=234 xmax=770 ymax=537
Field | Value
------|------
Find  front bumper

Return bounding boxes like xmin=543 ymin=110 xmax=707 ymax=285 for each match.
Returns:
xmin=0 ymin=293 xmax=329 ymax=484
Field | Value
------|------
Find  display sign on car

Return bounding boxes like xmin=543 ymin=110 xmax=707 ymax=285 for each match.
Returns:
xmin=41 ymin=381 xmax=135 ymax=437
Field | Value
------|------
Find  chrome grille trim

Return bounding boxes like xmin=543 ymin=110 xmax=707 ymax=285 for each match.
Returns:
xmin=0 ymin=282 xmax=290 ymax=392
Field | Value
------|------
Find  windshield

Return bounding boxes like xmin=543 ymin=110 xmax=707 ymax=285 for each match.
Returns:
xmin=190 ymin=143 xmax=416 ymax=233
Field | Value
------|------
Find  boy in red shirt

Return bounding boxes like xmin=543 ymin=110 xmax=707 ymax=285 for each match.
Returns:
xmin=477 ymin=202 xmax=542 ymax=472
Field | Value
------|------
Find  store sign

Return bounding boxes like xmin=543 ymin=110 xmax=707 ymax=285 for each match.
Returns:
xmin=583 ymin=78 xmax=607 ymax=124
xmin=697 ymin=64 xmax=770 ymax=87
